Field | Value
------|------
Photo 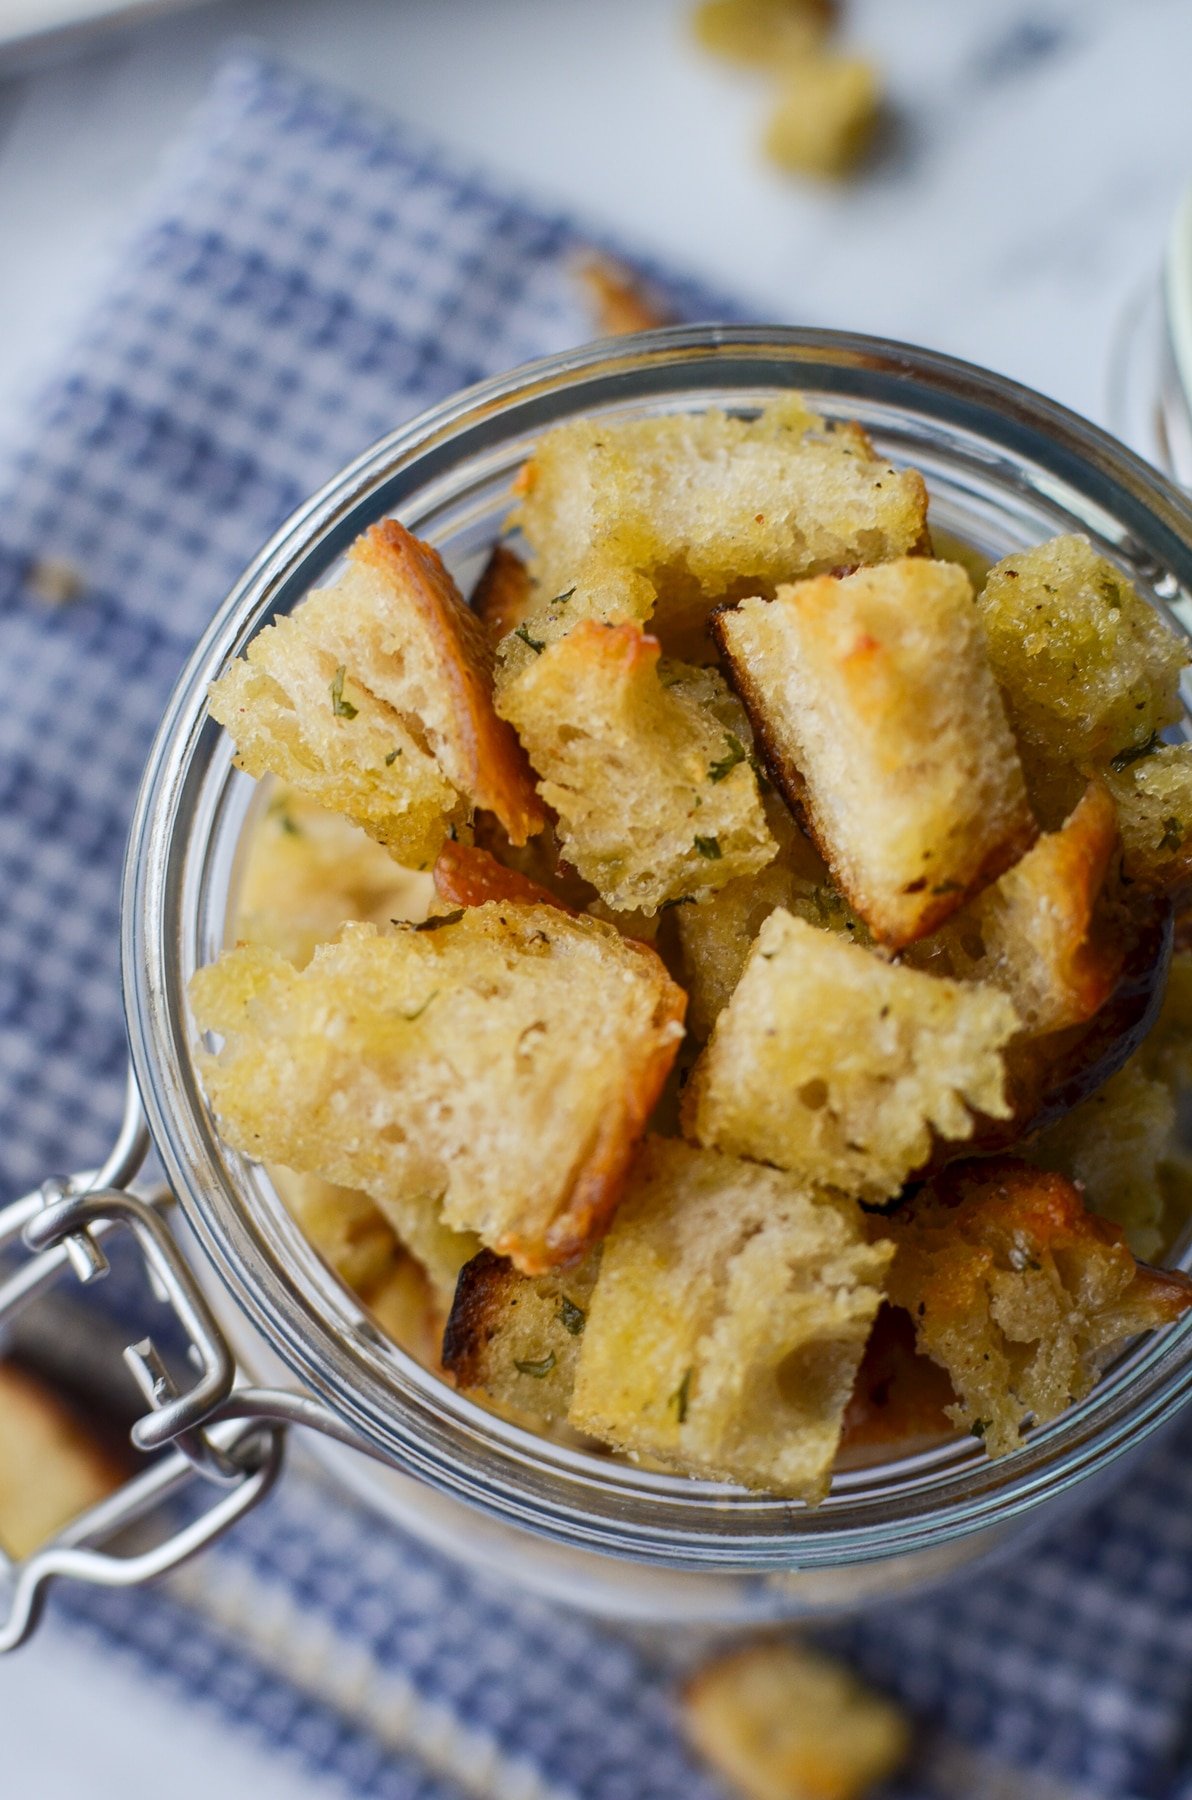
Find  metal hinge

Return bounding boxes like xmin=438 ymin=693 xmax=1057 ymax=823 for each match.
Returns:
xmin=0 ymin=1075 xmax=375 ymax=1652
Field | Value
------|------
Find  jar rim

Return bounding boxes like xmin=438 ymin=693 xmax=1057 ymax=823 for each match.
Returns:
xmin=122 ymin=323 xmax=1192 ymax=1570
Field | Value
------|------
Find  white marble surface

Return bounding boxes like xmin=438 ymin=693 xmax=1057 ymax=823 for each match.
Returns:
xmin=2 ymin=2 xmax=1192 ymax=1795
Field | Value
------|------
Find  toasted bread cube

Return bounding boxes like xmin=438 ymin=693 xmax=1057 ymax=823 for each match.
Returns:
xmin=0 ymin=1366 xmax=124 ymax=1560
xmin=911 ymin=782 xmax=1122 ymax=1035
xmin=1029 ymin=1058 xmax=1177 ymax=1261
xmin=443 ymin=1247 xmax=601 ymax=1425
xmin=682 ymin=1640 xmax=910 ymax=1800
xmin=1106 ymin=742 xmax=1192 ymax=897
xmin=503 ymin=399 xmax=929 ymax=670
xmin=190 ymin=907 xmax=685 ymax=1274
xmin=574 ymin=253 xmax=674 ymax=336
xmin=234 ymin=785 xmax=437 ymax=968
xmin=676 ymin=802 xmax=867 ymax=1039
xmin=881 ymin=1159 xmax=1192 ymax=1454
xmin=569 ymin=1139 xmax=891 ymax=1501
xmin=470 ymin=543 xmax=534 ymax=642
xmin=979 ymin=535 xmax=1186 ymax=779
xmin=715 ymin=559 xmax=1037 ymax=948
xmin=208 ymin=520 xmax=544 ymax=863
xmin=498 ymin=621 xmax=775 ymax=913
xmin=692 ymin=0 xmax=834 ymax=66
xmin=683 ymin=909 xmax=1019 ymax=1204
xmin=763 ymin=53 xmax=881 ymax=179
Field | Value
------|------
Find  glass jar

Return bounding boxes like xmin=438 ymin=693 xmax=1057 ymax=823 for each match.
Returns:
xmin=74 ymin=325 xmax=1192 ymax=1626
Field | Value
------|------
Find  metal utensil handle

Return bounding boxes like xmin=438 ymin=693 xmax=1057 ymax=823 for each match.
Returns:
xmin=0 ymin=1076 xmax=375 ymax=1651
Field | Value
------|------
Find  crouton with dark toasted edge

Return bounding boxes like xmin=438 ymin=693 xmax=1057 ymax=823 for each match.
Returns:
xmin=910 ymin=781 xmax=1123 ymax=1035
xmin=432 ymin=839 xmax=576 ymax=914
xmin=569 ymin=1138 xmax=891 ymax=1502
xmin=715 ymin=558 xmax=1037 ymax=948
xmin=208 ymin=519 xmax=545 ymax=864
xmin=190 ymin=906 xmax=685 ymax=1274
xmin=880 ymin=1158 xmax=1192 ymax=1455
xmin=682 ymin=908 xmax=1019 ymax=1205
xmin=500 ymin=399 xmax=930 ymax=674
xmin=498 ymin=619 xmax=775 ymax=914
xmin=442 ymin=1247 xmax=600 ymax=1423
xmin=470 ymin=543 xmax=535 ymax=643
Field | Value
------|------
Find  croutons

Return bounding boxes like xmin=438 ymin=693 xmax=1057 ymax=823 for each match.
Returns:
xmin=0 ymin=1366 xmax=123 ymax=1560
xmin=470 ymin=543 xmax=534 ymax=643
xmin=763 ymin=53 xmax=881 ymax=179
xmin=1029 ymin=1056 xmax=1178 ymax=1262
xmin=675 ymin=802 xmax=866 ymax=1040
xmin=692 ymin=0 xmax=834 ymax=67
xmin=1105 ymin=741 xmax=1192 ymax=897
xmin=432 ymin=839 xmax=574 ymax=915
xmin=682 ymin=1640 xmax=910 ymax=1800
xmin=979 ymin=535 xmax=1186 ymax=784
xmin=715 ymin=558 xmax=1037 ymax=948
xmin=910 ymin=782 xmax=1122 ymax=1035
xmin=498 ymin=621 xmax=775 ymax=913
xmin=190 ymin=907 xmax=685 ymax=1274
xmin=881 ymin=1159 xmax=1192 ymax=1455
xmin=208 ymin=520 xmax=544 ymax=863
xmin=682 ymin=909 xmax=1019 ymax=1204
xmin=234 ymin=785 xmax=437 ymax=968
xmin=269 ymin=1166 xmax=400 ymax=1296
xmin=504 ymin=399 xmax=929 ymax=667
xmin=569 ymin=1139 xmax=891 ymax=1501
xmin=443 ymin=1247 xmax=600 ymax=1425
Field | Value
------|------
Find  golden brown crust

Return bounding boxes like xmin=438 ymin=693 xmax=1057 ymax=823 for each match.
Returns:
xmin=355 ymin=522 xmax=545 ymax=845
xmin=469 ymin=544 xmax=535 ymax=643
xmin=520 ymin=939 xmax=688 ymax=1267
xmin=432 ymin=839 xmax=575 ymax=914
xmin=838 ymin=1304 xmax=957 ymax=1456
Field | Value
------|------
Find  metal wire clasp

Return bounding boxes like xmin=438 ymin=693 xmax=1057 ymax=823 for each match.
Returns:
xmin=0 ymin=1076 xmax=286 ymax=1651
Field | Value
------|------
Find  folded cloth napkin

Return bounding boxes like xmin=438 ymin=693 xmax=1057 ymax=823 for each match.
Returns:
xmin=2 ymin=50 xmax=1192 ymax=1800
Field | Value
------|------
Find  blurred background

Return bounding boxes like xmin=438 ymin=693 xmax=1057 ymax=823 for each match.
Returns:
xmin=4 ymin=4 xmax=1192 ymax=1799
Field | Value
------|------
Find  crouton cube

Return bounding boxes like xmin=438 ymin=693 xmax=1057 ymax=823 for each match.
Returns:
xmin=1106 ymin=741 xmax=1192 ymax=898
xmin=676 ymin=801 xmax=867 ymax=1039
xmin=234 ymin=785 xmax=437 ymax=968
xmin=0 ymin=1366 xmax=124 ymax=1560
xmin=910 ymin=782 xmax=1122 ymax=1035
xmin=208 ymin=520 xmax=544 ymax=863
xmin=190 ymin=907 xmax=685 ymax=1274
xmin=682 ymin=1640 xmax=910 ymax=1800
xmin=881 ymin=1159 xmax=1192 ymax=1455
xmin=715 ymin=558 xmax=1037 ymax=948
xmin=682 ymin=909 xmax=1019 ymax=1203
xmin=1030 ymin=1056 xmax=1178 ymax=1262
xmin=470 ymin=543 xmax=534 ymax=643
xmin=503 ymin=399 xmax=929 ymax=669
xmin=443 ymin=1247 xmax=601 ymax=1425
xmin=498 ymin=621 xmax=775 ymax=913
xmin=692 ymin=0 xmax=834 ymax=65
xmin=569 ymin=1139 xmax=891 ymax=1501
xmin=763 ymin=53 xmax=882 ymax=180
xmin=979 ymin=535 xmax=1186 ymax=780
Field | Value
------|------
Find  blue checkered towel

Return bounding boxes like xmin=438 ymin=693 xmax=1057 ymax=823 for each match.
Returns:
xmin=3 ymin=51 xmax=1192 ymax=1800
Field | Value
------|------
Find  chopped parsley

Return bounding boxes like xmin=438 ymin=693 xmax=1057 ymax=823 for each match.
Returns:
xmin=1161 ymin=816 xmax=1184 ymax=852
xmin=401 ymin=991 xmax=438 ymax=1022
xmin=514 ymin=1352 xmax=556 ymax=1379
xmin=557 ymin=1296 xmax=586 ymax=1337
xmin=514 ymin=624 xmax=546 ymax=654
xmin=550 ymin=586 xmax=576 ymax=607
xmin=707 ymin=734 xmax=747 ymax=784
xmin=930 ymin=880 xmax=963 ymax=896
xmin=693 ymin=835 xmax=722 ymax=860
xmin=1110 ymin=731 xmax=1162 ymax=773
xmin=268 ymin=798 xmax=302 ymax=836
xmin=670 ymin=1367 xmax=692 ymax=1424
xmin=384 ymin=747 xmax=404 ymax=766
xmin=659 ymin=895 xmax=696 ymax=911
xmin=330 ymin=665 xmax=358 ymax=719
xmin=970 ymin=1418 xmax=987 ymax=1441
